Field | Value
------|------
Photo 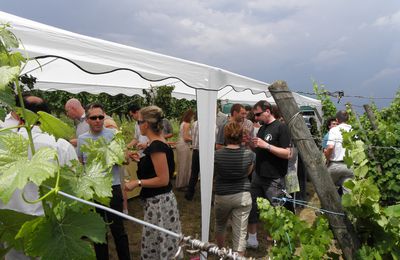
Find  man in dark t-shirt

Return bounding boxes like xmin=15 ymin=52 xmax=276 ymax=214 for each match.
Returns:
xmin=246 ymin=100 xmax=291 ymax=249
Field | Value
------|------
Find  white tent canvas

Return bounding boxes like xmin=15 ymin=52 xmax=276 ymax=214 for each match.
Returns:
xmin=1 ymin=11 xmax=321 ymax=249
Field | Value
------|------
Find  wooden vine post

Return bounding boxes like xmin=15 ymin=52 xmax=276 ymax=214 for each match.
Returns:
xmin=363 ymin=104 xmax=378 ymax=130
xmin=268 ymin=81 xmax=360 ymax=259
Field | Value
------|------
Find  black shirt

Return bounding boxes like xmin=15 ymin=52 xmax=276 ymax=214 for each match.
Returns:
xmin=255 ymin=120 xmax=291 ymax=179
xmin=137 ymin=140 xmax=175 ymax=198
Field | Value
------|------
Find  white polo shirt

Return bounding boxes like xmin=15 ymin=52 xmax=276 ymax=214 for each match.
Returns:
xmin=327 ymin=123 xmax=352 ymax=162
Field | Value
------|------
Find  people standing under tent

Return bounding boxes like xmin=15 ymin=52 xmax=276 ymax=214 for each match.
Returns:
xmin=65 ymin=98 xmax=90 ymax=147
xmin=246 ymin=100 xmax=291 ymax=249
xmin=0 ymin=95 xmax=77 ymax=260
xmin=77 ymin=103 xmax=130 ymax=260
xmin=175 ymin=109 xmax=194 ymax=190
xmin=324 ymin=110 xmax=354 ymax=194
xmin=214 ymin=121 xmax=254 ymax=256
xmin=185 ymin=113 xmax=199 ymax=201
xmin=322 ymin=117 xmax=338 ymax=152
xmin=125 ymin=106 xmax=181 ymax=260
xmin=216 ymin=103 xmax=254 ymax=150
xmin=127 ymin=104 xmax=149 ymax=157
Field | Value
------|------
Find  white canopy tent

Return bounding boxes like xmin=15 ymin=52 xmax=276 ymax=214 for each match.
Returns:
xmin=1 ymin=11 xmax=321 ymax=247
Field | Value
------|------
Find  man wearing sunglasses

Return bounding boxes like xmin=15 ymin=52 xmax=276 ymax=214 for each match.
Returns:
xmin=246 ymin=100 xmax=291 ymax=249
xmin=77 ymin=103 xmax=131 ymax=260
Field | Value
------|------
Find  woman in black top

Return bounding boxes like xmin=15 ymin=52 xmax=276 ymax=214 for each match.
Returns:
xmin=125 ymin=106 xmax=181 ymax=260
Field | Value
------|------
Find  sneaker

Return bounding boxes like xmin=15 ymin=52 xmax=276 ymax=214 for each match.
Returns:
xmin=246 ymin=238 xmax=259 ymax=249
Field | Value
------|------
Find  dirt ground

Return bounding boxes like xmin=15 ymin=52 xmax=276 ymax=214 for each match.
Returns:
xmin=108 ymin=181 xmax=321 ymax=259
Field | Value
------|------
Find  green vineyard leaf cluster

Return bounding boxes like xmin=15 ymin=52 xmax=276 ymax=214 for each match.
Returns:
xmin=257 ymin=198 xmax=335 ymax=259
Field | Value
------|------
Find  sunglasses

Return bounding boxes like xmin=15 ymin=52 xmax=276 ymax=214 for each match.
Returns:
xmin=254 ymin=111 xmax=264 ymax=117
xmin=88 ymin=115 xmax=105 ymax=121
xmin=137 ymin=120 xmax=146 ymax=125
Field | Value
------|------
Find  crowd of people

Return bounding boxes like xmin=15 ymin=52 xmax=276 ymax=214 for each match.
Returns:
xmin=0 ymin=94 xmax=354 ymax=259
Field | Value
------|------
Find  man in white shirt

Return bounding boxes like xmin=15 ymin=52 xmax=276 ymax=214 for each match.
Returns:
xmin=324 ymin=110 xmax=354 ymax=194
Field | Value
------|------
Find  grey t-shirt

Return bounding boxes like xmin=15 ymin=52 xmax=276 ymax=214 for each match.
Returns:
xmin=214 ymin=147 xmax=253 ymax=195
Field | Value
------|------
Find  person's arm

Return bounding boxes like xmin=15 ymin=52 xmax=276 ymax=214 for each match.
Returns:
xmin=324 ymin=128 xmax=336 ymax=163
xmin=247 ymin=163 xmax=254 ymax=176
xmin=324 ymin=144 xmax=334 ymax=162
xmin=164 ymin=133 xmax=173 ymax=139
xmin=126 ymin=138 xmax=138 ymax=148
xmin=69 ymin=138 xmax=78 ymax=147
xmin=252 ymin=137 xmax=291 ymax=159
xmin=125 ymin=152 xmax=170 ymax=190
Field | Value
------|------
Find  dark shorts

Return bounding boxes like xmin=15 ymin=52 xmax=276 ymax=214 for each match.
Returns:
xmin=248 ymin=173 xmax=285 ymax=224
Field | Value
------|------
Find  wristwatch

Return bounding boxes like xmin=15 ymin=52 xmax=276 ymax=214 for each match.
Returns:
xmin=138 ymin=179 xmax=142 ymax=187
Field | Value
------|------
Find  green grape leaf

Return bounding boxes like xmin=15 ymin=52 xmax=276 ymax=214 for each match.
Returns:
xmin=0 ymin=66 xmax=19 ymax=107
xmin=0 ymin=52 xmax=25 ymax=67
xmin=15 ymin=107 xmax=39 ymax=126
xmin=18 ymin=209 xmax=106 ymax=260
xmin=62 ymin=160 xmax=112 ymax=205
xmin=0 ymin=66 xmax=19 ymax=88
xmin=384 ymin=204 xmax=400 ymax=218
xmin=355 ymin=165 xmax=369 ymax=178
xmin=0 ymin=147 xmax=57 ymax=203
xmin=0 ymin=209 xmax=37 ymax=251
xmin=0 ymin=26 xmax=19 ymax=49
xmin=0 ymin=83 xmax=15 ymax=108
xmin=80 ymin=133 xmax=125 ymax=168
xmin=0 ymin=132 xmax=28 ymax=169
xmin=37 ymin=111 xmax=75 ymax=140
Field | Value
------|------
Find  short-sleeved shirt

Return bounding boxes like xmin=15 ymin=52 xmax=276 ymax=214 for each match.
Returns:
xmin=326 ymin=123 xmax=351 ymax=161
xmin=255 ymin=120 xmax=291 ymax=179
xmin=77 ymin=128 xmax=121 ymax=186
xmin=137 ymin=140 xmax=175 ymax=199
xmin=214 ymin=147 xmax=253 ymax=195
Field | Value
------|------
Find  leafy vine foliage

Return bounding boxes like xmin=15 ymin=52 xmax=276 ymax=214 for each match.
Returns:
xmin=0 ymin=24 xmax=126 ymax=259
xmin=258 ymin=198 xmax=335 ymax=259
xmin=341 ymin=91 xmax=400 ymax=258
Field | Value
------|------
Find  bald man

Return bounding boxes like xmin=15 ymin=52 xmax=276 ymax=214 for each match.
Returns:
xmin=65 ymin=98 xmax=89 ymax=146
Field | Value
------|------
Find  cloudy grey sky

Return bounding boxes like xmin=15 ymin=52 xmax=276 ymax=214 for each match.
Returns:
xmin=2 ymin=0 xmax=400 ymax=109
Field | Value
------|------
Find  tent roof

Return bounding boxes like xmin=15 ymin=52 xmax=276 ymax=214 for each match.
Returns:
xmin=0 ymin=11 xmax=320 ymax=109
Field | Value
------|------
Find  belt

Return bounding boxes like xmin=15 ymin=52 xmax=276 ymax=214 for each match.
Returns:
xmin=330 ymin=160 xmax=344 ymax=163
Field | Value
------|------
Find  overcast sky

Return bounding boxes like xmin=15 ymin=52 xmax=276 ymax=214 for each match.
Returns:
xmin=2 ymin=1 xmax=400 ymax=110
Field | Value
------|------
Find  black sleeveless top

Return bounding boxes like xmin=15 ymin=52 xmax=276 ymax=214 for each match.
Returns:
xmin=137 ymin=140 xmax=175 ymax=198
